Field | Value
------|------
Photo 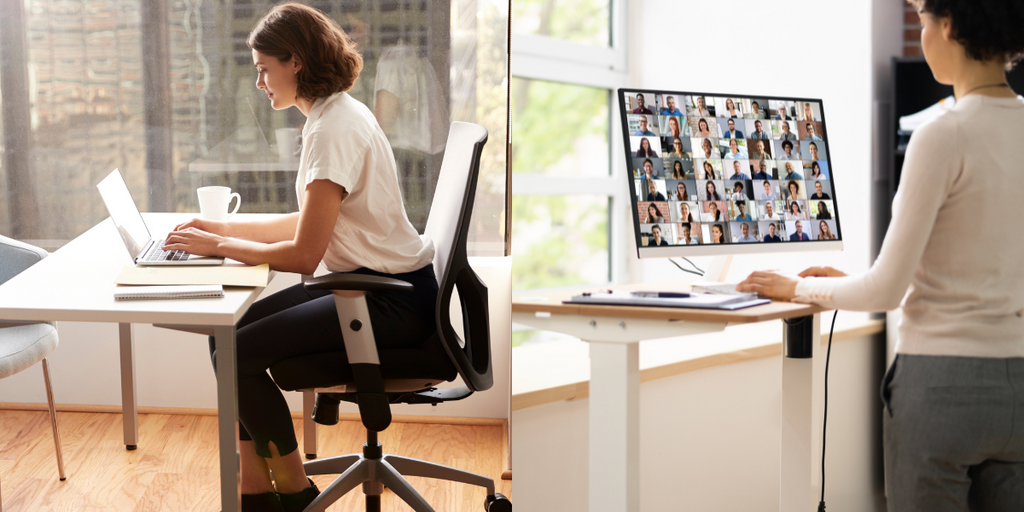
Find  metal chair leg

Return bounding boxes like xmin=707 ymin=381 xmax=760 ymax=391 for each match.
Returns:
xmin=303 ymin=389 xmax=317 ymax=459
xmin=41 ymin=358 xmax=66 ymax=481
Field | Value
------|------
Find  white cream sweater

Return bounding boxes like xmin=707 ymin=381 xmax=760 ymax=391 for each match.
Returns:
xmin=796 ymin=94 xmax=1024 ymax=357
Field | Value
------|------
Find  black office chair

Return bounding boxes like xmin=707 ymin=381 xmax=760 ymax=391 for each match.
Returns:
xmin=269 ymin=122 xmax=511 ymax=512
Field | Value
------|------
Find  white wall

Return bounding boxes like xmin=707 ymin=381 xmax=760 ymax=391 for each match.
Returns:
xmin=0 ymin=258 xmax=512 ymax=420
xmin=512 ymin=331 xmax=887 ymax=512
xmin=630 ymin=0 xmax=876 ymax=283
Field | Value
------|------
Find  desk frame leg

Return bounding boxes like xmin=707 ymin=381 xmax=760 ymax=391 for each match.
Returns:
xmin=780 ymin=313 xmax=823 ymax=512
xmin=214 ymin=325 xmax=241 ymax=512
xmin=587 ymin=340 xmax=640 ymax=512
xmin=118 ymin=323 xmax=139 ymax=450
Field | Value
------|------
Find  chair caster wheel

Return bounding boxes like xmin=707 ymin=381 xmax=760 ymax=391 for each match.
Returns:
xmin=305 ymin=453 xmax=317 ymax=459
xmin=484 ymin=493 xmax=511 ymax=512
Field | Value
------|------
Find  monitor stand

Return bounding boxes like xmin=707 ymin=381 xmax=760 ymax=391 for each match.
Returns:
xmin=703 ymin=254 xmax=734 ymax=283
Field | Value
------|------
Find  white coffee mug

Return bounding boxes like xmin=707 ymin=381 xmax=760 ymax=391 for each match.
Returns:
xmin=275 ymin=128 xmax=302 ymax=163
xmin=197 ymin=186 xmax=241 ymax=221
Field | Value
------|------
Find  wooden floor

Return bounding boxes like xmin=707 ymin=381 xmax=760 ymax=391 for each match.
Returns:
xmin=0 ymin=410 xmax=511 ymax=511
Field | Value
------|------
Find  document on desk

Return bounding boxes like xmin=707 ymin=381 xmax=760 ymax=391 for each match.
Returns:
xmin=565 ymin=291 xmax=770 ymax=310
xmin=115 ymin=263 xmax=270 ymax=287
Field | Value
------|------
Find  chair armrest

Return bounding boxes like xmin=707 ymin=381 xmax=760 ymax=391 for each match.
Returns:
xmin=304 ymin=273 xmax=414 ymax=293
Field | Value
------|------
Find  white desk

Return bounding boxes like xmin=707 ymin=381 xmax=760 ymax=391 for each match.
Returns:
xmin=512 ymin=283 xmax=825 ymax=512
xmin=0 ymin=213 xmax=271 ymax=512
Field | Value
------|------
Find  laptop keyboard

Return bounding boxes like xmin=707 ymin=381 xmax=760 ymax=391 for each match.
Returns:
xmin=143 ymin=239 xmax=189 ymax=262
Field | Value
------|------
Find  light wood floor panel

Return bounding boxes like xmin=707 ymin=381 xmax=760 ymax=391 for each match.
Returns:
xmin=0 ymin=410 xmax=510 ymax=511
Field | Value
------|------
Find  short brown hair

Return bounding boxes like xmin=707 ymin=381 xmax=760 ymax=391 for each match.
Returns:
xmin=247 ymin=3 xmax=363 ymax=99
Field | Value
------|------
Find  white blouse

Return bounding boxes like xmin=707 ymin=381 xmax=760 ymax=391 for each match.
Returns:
xmin=297 ymin=92 xmax=434 ymax=274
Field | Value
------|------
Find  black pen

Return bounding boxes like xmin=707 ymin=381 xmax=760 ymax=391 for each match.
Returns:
xmin=630 ymin=291 xmax=690 ymax=298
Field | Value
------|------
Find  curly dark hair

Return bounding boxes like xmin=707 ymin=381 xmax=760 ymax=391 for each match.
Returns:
xmin=909 ymin=0 xmax=1024 ymax=68
xmin=248 ymin=3 xmax=364 ymax=99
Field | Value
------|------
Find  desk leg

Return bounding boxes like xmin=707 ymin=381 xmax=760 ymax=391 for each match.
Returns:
xmin=118 ymin=323 xmax=139 ymax=450
xmin=213 ymin=325 xmax=241 ymax=512
xmin=780 ymin=313 xmax=823 ymax=512
xmin=587 ymin=340 xmax=640 ymax=512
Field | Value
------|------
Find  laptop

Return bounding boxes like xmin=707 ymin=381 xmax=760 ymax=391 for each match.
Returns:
xmin=96 ymin=169 xmax=224 ymax=266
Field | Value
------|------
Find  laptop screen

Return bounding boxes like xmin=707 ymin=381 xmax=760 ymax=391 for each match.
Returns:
xmin=619 ymin=89 xmax=841 ymax=254
xmin=96 ymin=169 xmax=152 ymax=259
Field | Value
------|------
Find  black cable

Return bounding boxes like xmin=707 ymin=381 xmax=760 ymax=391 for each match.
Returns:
xmin=819 ymin=310 xmax=838 ymax=512
xmin=680 ymin=257 xmax=703 ymax=274
xmin=668 ymin=257 xmax=703 ymax=276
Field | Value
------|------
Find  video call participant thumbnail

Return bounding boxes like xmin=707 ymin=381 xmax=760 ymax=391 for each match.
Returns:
xmin=648 ymin=223 xmax=669 ymax=246
xmin=722 ymin=118 xmax=744 ymax=139
xmin=733 ymin=222 xmax=758 ymax=243
xmin=632 ymin=93 xmax=653 ymax=114
xmin=788 ymin=220 xmax=810 ymax=241
xmin=676 ymin=221 xmax=700 ymax=245
xmin=642 ymin=202 xmax=666 ymax=223
xmin=761 ymin=221 xmax=783 ymax=242
xmin=747 ymin=119 xmax=770 ymax=140
xmin=660 ymin=94 xmax=683 ymax=115
xmin=809 ymin=180 xmax=831 ymax=200
xmin=694 ymin=137 xmax=721 ymax=159
xmin=663 ymin=136 xmax=691 ymax=160
xmin=632 ymin=115 xmax=656 ymax=136
xmin=707 ymin=222 xmax=728 ymax=244
xmin=776 ymin=139 xmax=799 ymax=160
xmin=777 ymin=120 xmax=798 ymax=141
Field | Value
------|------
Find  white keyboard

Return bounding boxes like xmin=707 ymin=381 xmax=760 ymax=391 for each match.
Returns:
xmin=690 ymin=282 xmax=746 ymax=295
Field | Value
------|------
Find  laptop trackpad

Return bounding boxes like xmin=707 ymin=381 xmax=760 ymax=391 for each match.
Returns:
xmin=187 ymin=254 xmax=224 ymax=265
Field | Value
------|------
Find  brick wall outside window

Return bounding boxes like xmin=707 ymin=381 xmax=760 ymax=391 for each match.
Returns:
xmin=904 ymin=4 xmax=921 ymax=56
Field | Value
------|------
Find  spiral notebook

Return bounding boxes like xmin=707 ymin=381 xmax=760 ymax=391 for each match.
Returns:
xmin=114 ymin=284 xmax=224 ymax=301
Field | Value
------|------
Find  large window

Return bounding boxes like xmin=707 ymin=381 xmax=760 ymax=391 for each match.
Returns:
xmin=0 ymin=0 xmax=508 ymax=256
xmin=510 ymin=0 xmax=626 ymax=346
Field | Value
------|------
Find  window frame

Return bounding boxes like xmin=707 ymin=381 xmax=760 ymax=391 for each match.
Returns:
xmin=509 ymin=0 xmax=629 ymax=290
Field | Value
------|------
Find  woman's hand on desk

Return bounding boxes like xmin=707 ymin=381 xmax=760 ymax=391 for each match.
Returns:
xmin=736 ymin=271 xmax=800 ymax=300
xmin=163 ymin=227 xmax=225 ymax=257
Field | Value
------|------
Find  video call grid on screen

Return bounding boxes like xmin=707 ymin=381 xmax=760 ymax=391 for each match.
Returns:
xmin=620 ymin=88 xmax=843 ymax=257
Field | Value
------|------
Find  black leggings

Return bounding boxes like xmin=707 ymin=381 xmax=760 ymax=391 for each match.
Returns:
xmin=209 ymin=265 xmax=438 ymax=458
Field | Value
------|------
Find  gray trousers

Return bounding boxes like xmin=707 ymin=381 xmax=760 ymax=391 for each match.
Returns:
xmin=882 ymin=354 xmax=1024 ymax=511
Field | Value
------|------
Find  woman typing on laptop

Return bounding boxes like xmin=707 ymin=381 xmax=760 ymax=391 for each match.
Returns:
xmin=161 ymin=4 xmax=437 ymax=511
xmin=738 ymin=1 xmax=1024 ymax=509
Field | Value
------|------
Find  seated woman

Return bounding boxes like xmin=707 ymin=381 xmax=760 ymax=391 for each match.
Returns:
xmin=163 ymin=4 xmax=437 ymax=511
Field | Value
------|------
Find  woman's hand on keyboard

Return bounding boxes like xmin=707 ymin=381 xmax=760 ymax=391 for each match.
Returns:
xmin=798 ymin=266 xmax=847 ymax=278
xmin=163 ymin=227 xmax=224 ymax=257
xmin=736 ymin=271 xmax=799 ymax=300
xmin=173 ymin=218 xmax=225 ymax=235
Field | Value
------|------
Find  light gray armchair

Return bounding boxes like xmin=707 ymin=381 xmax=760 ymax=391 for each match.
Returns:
xmin=0 ymin=235 xmax=66 ymax=510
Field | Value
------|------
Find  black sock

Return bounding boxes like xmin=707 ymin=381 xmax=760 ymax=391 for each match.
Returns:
xmin=241 ymin=491 xmax=285 ymax=512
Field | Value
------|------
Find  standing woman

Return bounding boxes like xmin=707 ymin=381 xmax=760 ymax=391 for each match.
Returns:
xmin=162 ymin=4 xmax=438 ymax=511
xmin=738 ymin=2 xmax=1024 ymax=510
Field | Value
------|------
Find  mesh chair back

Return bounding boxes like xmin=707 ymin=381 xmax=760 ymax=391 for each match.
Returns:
xmin=0 ymin=235 xmax=48 ymax=286
xmin=423 ymin=122 xmax=493 ymax=392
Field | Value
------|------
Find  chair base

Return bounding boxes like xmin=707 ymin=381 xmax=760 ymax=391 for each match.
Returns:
xmin=300 ymin=431 xmax=510 ymax=512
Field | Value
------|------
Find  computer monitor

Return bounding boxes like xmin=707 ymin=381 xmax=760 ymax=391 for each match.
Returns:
xmin=620 ymin=89 xmax=843 ymax=257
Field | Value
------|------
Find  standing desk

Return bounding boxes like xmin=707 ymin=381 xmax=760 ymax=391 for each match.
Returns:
xmin=512 ymin=283 xmax=825 ymax=512
xmin=0 ymin=213 xmax=273 ymax=512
